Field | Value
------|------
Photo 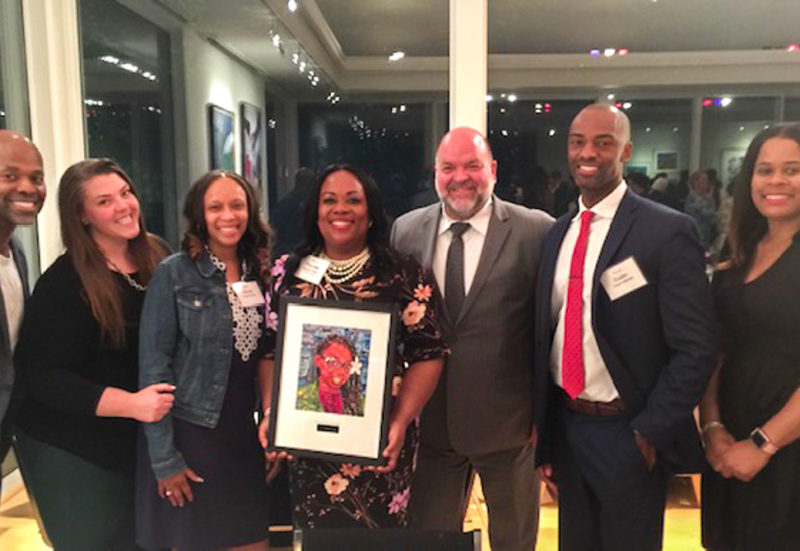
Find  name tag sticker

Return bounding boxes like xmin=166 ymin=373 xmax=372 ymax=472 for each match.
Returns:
xmin=231 ymin=281 xmax=264 ymax=308
xmin=600 ymin=256 xmax=648 ymax=301
xmin=294 ymin=255 xmax=330 ymax=285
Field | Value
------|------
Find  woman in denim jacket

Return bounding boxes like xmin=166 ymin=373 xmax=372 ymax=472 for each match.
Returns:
xmin=136 ymin=171 xmax=273 ymax=551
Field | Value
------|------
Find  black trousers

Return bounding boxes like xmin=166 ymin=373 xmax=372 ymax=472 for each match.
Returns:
xmin=552 ymin=404 xmax=668 ymax=551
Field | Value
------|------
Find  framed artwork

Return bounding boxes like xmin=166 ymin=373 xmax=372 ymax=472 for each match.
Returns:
xmin=625 ymin=164 xmax=649 ymax=176
xmin=655 ymin=151 xmax=679 ymax=172
xmin=240 ymin=102 xmax=263 ymax=187
xmin=208 ymin=104 xmax=235 ymax=170
xmin=720 ymin=149 xmax=746 ymax=187
xmin=268 ymin=296 xmax=398 ymax=465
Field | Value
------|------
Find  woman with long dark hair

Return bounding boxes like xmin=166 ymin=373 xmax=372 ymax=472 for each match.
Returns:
xmin=701 ymin=123 xmax=800 ymax=550
xmin=136 ymin=170 xmax=272 ymax=551
xmin=259 ymin=163 xmax=447 ymax=528
xmin=14 ymin=159 xmax=170 ymax=550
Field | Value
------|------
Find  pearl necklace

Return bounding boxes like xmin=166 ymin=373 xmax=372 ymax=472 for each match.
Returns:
xmin=107 ymin=259 xmax=146 ymax=292
xmin=321 ymin=247 xmax=371 ymax=284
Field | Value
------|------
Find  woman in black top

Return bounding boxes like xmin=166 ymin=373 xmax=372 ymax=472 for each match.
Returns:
xmin=700 ymin=123 xmax=800 ymax=550
xmin=14 ymin=159 xmax=170 ymax=551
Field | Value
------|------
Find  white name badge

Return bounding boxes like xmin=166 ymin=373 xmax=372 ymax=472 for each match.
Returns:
xmin=600 ymin=256 xmax=648 ymax=301
xmin=294 ymin=255 xmax=330 ymax=285
xmin=231 ymin=281 xmax=264 ymax=308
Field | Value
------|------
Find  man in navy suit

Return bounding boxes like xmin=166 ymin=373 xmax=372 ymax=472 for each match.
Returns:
xmin=534 ymin=104 xmax=716 ymax=551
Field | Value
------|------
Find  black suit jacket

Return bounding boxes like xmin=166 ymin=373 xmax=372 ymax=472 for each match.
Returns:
xmin=534 ymin=190 xmax=716 ymax=472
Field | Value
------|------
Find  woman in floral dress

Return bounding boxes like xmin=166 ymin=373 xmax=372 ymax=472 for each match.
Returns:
xmin=260 ymin=164 xmax=447 ymax=528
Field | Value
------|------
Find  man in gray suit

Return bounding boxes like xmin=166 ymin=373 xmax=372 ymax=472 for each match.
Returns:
xmin=391 ymin=127 xmax=553 ymax=551
xmin=0 ymin=130 xmax=45 ymax=477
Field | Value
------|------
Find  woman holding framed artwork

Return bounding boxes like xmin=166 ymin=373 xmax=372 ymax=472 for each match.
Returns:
xmin=259 ymin=163 xmax=447 ymax=529
xmin=136 ymin=170 xmax=273 ymax=551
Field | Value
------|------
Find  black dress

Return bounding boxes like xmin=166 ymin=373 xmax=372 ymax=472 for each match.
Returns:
xmin=136 ymin=268 xmax=269 ymax=551
xmin=702 ymin=235 xmax=800 ymax=550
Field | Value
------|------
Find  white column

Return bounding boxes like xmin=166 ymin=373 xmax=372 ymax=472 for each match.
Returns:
xmin=689 ymin=97 xmax=703 ymax=172
xmin=449 ymin=0 xmax=487 ymax=134
xmin=22 ymin=0 xmax=86 ymax=268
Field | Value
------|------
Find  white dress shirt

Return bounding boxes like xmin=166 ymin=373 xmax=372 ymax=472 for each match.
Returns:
xmin=432 ymin=198 xmax=493 ymax=298
xmin=550 ymin=182 xmax=628 ymax=402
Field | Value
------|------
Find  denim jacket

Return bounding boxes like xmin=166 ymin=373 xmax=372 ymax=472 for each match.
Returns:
xmin=140 ymin=251 xmax=247 ymax=479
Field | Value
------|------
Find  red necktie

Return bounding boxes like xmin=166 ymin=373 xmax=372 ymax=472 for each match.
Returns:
xmin=562 ymin=210 xmax=594 ymax=399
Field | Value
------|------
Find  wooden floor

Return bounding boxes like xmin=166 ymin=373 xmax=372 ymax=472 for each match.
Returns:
xmin=1 ymin=472 xmax=704 ymax=550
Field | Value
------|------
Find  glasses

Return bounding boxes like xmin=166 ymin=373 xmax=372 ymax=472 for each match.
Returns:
xmin=322 ymin=356 xmax=351 ymax=369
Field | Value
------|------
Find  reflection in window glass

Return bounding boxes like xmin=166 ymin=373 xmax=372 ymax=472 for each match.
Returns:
xmin=488 ymin=98 xmax=588 ymax=216
xmin=785 ymin=97 xmax=800 ymax=123
xmin=79 ymin=0 xmax=175 ymax=242
xmin=297 ymin=102 xmax=438 ymax=221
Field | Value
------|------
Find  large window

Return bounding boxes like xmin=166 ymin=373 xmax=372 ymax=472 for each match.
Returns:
xmin=79 ymin=0 xmax=177 ymax=243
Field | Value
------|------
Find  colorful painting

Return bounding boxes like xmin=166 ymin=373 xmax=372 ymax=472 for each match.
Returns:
xmin=296 ymin=324 xmax=371 ymax=417
xmin=208 ymin=104 xmax=235 ymax=170
xmin=240 ymin=102 xmax=263 ymax=187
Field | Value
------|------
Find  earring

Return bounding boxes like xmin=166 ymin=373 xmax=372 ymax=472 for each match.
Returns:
xmin=368 ymin=220 xmax=373 ymax=228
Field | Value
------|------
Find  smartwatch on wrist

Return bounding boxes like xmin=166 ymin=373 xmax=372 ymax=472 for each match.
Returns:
xmin=749 ymin=427 xmax=778 ymax=455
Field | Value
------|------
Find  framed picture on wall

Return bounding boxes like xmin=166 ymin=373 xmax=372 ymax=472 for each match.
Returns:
xmin=721 ymin=149 xmax=746 ymax=187
xmin=654 ymin=151 xmax=679 ymax=172
xmin=267 ymin=296 xmax=398 ymax=465
xmin=208 ymin=104 xmax=235 ymax=171
xmin=240 ymin=102 xmax=263 ymax=188
xmin=625 ymin=164 xmax=649 ymax=176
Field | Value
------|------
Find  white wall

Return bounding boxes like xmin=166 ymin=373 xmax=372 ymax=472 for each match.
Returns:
xmin=629 ymin=124 xmax=691 ymax=178
xmin=181 ymin=29 xmax=266 ymax=195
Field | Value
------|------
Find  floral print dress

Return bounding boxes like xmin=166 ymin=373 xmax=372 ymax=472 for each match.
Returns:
xmin=266 ymin=252 xmax=447 ymax=528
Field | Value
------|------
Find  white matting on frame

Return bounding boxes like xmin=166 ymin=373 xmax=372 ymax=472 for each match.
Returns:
xmin=271 ymin=300 xmax=394 ymax=463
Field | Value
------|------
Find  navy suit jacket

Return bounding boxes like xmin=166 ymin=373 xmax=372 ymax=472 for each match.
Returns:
xmin=534 ymin=190 xmax=716 ymax=473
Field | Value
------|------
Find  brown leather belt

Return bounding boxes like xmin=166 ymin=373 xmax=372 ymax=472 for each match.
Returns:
xmin=561 ymin=393 xmax=626 ymax=417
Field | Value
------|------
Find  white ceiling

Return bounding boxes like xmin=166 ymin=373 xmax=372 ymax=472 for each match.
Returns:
xmin=146 ymin=0 xmax=800 ymax=99
xmin=315 ymin=0 xmax=800 ymax=56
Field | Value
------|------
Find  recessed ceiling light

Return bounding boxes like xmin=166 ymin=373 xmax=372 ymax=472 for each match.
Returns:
xmin=508 ymin=94 xmax=518 ymax=103
xmin=287 ymin=0 xmax=298 ymax=12
xmin=389 ymin=51 xmax=405 ymax=62
xmin=607 ymin=93 xmax=615 ymax=100
xmin=486 ymin=94 xmax=494 ymax=102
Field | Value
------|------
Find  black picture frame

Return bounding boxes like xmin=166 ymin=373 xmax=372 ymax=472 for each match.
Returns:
xmin=267 ymin=296 xmax=398 ymax=466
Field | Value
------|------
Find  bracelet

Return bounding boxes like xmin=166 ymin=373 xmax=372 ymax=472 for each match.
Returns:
xmin=701 ymin=421 xmax=725 ymax=435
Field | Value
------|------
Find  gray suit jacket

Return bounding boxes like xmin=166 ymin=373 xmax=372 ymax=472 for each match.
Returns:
xmin=0 ymin=236 xmax=29 ymax=460
xmin=391 ymin=197 xmax=553 ymax=456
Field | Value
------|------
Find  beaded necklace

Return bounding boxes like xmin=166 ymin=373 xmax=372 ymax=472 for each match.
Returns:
xmin=320 ymin=247 xmax=371 ymax=284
